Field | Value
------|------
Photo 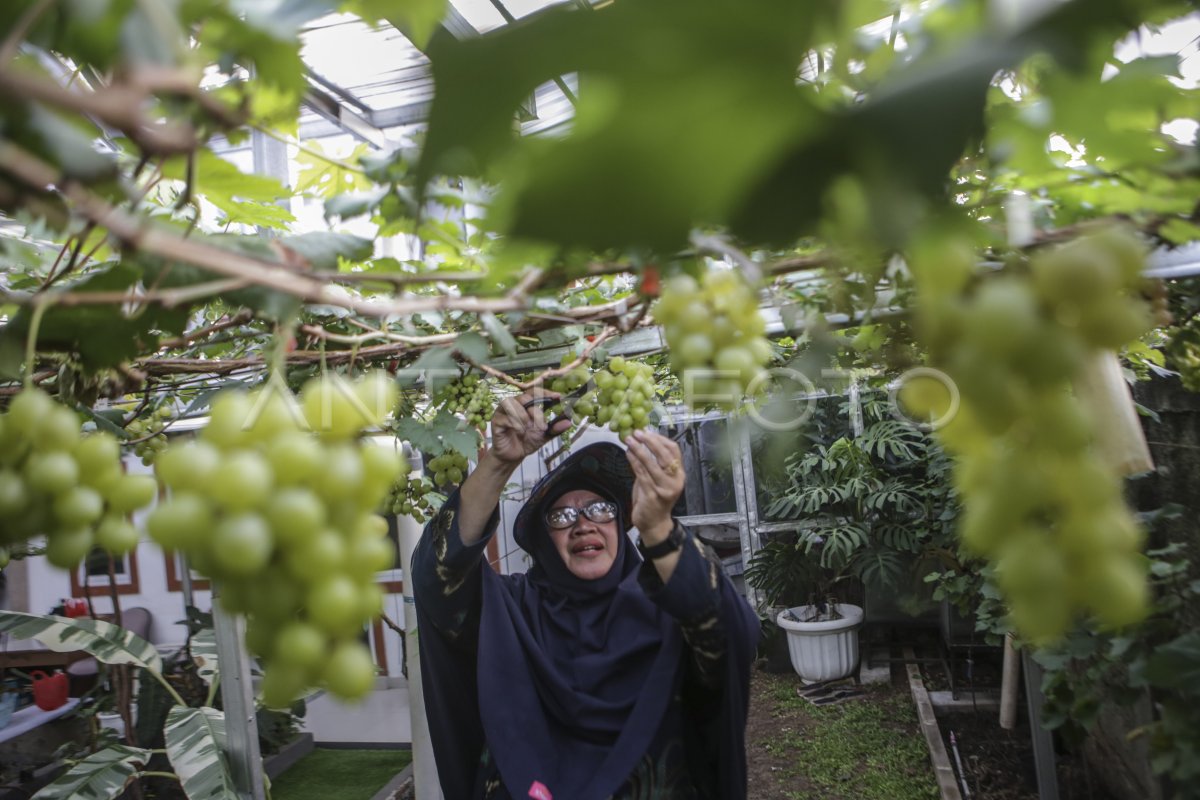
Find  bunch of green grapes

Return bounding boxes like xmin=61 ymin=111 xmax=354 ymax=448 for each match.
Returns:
xmin=543 ymin=355 xmax=592 ymax=418
xmin=426 ymin=452 xmax=468 ymax=488
xmin=548 ymin=356 xmax=590 ymax=393
xmin=434 ymin=374 xmax=493 ymax=427
xmin=904 ymin=227 xmax=1155 ymax=642
xmin=381 ymin=471 xmax=438 ymax=523
xmin=577 ymin=357 xmax=656 ymax=440
xmin=653 ymin=271 xmax=772 ymax=410
xmin=148 ymin=372 xmax=402 ymax=707
xmin=127 ymin=405 xmax=173 ymax=466
xmin=0 ymin=389 xmax=156 ymax=566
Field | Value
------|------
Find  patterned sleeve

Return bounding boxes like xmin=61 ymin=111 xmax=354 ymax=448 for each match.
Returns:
xmin=636 ymin=523 xmax=730 ymax=689
xmin=410 ymin=488 xmax=501 ymax=646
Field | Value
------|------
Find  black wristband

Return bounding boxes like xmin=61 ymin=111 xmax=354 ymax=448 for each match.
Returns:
xmin=636 ymin=522 xmax=685 ymax=560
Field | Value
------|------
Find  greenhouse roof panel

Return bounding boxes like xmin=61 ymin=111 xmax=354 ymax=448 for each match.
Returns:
xmin=451 ymin=0 xmax=574 ymax=33
xmin=301 ymin=14 xmax=432 ymax=113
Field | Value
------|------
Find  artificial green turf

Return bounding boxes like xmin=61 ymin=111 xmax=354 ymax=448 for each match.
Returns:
xmin=270 ymin=748 xmax=413 ymax=800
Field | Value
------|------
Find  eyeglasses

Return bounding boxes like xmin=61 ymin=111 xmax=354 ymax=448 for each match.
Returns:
xmin=544 ymin=500 xmax=618 ymax=530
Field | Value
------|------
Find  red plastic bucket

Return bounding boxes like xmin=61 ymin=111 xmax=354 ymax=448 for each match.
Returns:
xmin=30 ymin=670 xmax=69 ymax=711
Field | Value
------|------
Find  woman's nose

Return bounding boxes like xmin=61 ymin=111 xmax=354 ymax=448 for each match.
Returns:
xmin=571 ymin=516 xmax=598 ymax=534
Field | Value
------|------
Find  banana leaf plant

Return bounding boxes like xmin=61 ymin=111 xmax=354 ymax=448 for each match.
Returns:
xmin=0 ymin=610 xmax=238 ymax=800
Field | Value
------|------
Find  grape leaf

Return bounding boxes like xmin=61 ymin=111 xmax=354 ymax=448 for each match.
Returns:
xmin=479 ymin=312 xmax=517 ymax=356
xmin=1142 ymin=632 xmax=1200 ymax=691
xmin=325 ymin=187 xmax=390 ymax=221
xmin=279 ymin=232 xmax=374 ymax=271
xmin=0 ymin=263 xmax=190 ymax=370
xmin=453 ymin=332 xmax=491 ymax=364
xmin=294 ymin=142 xmax=375 ymax=200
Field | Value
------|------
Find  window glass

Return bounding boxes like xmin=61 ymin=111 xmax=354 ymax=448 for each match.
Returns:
xmin=658 ymin=417 xmax=737 ymax=517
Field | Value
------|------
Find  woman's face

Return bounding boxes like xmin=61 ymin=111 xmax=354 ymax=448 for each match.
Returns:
xmin=545 ymin=489 xmax=621 ymax=581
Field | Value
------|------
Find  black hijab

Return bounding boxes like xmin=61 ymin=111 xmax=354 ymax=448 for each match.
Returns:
xmin=476 ymin=445 xmax=685 ymax=799
xmin=419 ymin=442 xmax=755 ymax=799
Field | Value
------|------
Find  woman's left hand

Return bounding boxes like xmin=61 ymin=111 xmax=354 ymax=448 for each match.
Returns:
xmin=624 ymin=429 xmax=685 ymax=542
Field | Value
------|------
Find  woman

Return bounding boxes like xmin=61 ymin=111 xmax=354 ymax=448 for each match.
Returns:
xmin=412 ymin=391 xmax=759 ymax=800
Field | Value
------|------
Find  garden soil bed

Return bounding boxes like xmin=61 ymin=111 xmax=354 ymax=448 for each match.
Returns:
xmin=747 ymin=655 xmax=1118 ymax=800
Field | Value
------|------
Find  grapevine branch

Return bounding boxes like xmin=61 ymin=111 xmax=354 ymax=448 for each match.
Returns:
xmin=517 ymin=326 xmax=620 ymax=390
xmin=0 ymin=278 xmax=250 ymax=309
xmin=156 ymin=310 xmax=256 ymax=351
xmin=0 ymin=141 xmax=591 ymax=318
xmin=0 ymin=68 xmax=198 ymax=155
xmin=298 ymin=322 xmax=457 ymax=348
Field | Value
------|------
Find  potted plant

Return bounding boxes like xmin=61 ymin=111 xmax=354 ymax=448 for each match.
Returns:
xmin=748 ymin=391 xmax=960 ymax=682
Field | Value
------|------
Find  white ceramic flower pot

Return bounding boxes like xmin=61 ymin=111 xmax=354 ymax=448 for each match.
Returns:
xmin=776 ymin=603 xmax=864 ymax=684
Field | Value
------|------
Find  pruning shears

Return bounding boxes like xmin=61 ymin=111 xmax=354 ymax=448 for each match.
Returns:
xmin=522 ymin=385 xmax=590 ymax=435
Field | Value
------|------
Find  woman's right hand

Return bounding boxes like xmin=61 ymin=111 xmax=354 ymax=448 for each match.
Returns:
xmin=488 ymin=391 xmax=572 ymax=466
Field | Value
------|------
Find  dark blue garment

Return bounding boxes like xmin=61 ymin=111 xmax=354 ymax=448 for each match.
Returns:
xmin=413 ymin=445 xmax=759 ymax=800
xmin=477 ymin=543 xmax=684 ymax=799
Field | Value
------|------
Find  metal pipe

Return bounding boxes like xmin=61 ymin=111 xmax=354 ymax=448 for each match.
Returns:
xmin=397 ymin=449 xmax=444 ymax=800
xmin=949 ymin=730 xmax=972 ymax=799
xmin=211 ymin=589 xmax=266 ymax=800
xmin=999 ymin=632 xmax=1020 ymax=730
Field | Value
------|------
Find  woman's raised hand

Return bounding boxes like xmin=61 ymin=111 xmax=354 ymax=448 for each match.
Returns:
xmin=624 ymin=429 xmax=685 ymax=540
xmin=488 ymin=391 xmax=572 ymax=466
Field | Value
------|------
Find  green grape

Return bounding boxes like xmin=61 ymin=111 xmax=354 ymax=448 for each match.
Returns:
xmin=94 ymin=515 xmax=140 ymax=554
xmin=323 ymin=641 xmax=377 ymax=701
xmin=654 ymin=269 xmax=770 ymax=410
xmin=211 ymin=513 xmax=273 ymax=576
xmin=285 ymin=529 xmax=348 ymax=583
xmin=54 ymin=486 xmax=104 ymax=527
xmin=1080 ymin=556 xmax=1149 ymax=630
xmin=260 ymin=663 xmax=311 ymax=710
xmin=127 ymin=405 xmax=173 ymax=466
xmin=266 ymin=432 xmax=323 ymax=485
xmin=358 ymin=582 xmax=385 ymax=619
xmin=317 ymin=443 xmax=366 ymax=500
xmin=427 ymin=452 xmax=469 ymax=489
xmin=307 ymin=576 xmax=362 ymax=634
xmin=25 ymin=452 xmax=79 ymax=495
xmin=208 ymin=450 xmax=273 ymax=511
xmin=44 ymin=526 xmax=94 ymax=569
xmin=264 ymin=488 xmax=327 ymax=545
xmin=7 ymin=389 xmax=55 ymax=431
xmin=912 ymin=226 xmax=1156 ymax=644
xmin=74 ymin=433 xmax=120 ymax=475
xmin=155 ymin=440 xmax=221 ymax=492
xmin=146 ymin=494 xmax=214 ymax=551
xmin=0 ymin=389 xmax=155 ymax=563
xmin=380 ymin=471 xmax=434 ymax=521
xmin=963 ymin=279 xmax=1041 ymax=363
xmin=245 ymin=571 xmax=303 ymax=622
xmin=0 ymin=470 xmax=29 ymax=517
xmin=346 ymin=535 xmax=396 ymax=578
xmin=149 ymin=375 xmax=398 ymax=708
xmin=34 ymin=405 xmax=82 ymax=451
xmin=434 ymin=374 xmax=494 ymax=427
xmin=274 ymin=622 xmax=327 ymax=670
xmin=204 ymin=392 xmax=255 ymax=449
xmin=105 ymin=474 xmax=158 ymax=513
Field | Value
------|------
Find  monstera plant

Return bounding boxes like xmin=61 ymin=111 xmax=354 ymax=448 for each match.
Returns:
xmin=748 ymin=390 xmax=961 ymax=611
xmin=0 ymin=611 xmax=236 ymax=800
